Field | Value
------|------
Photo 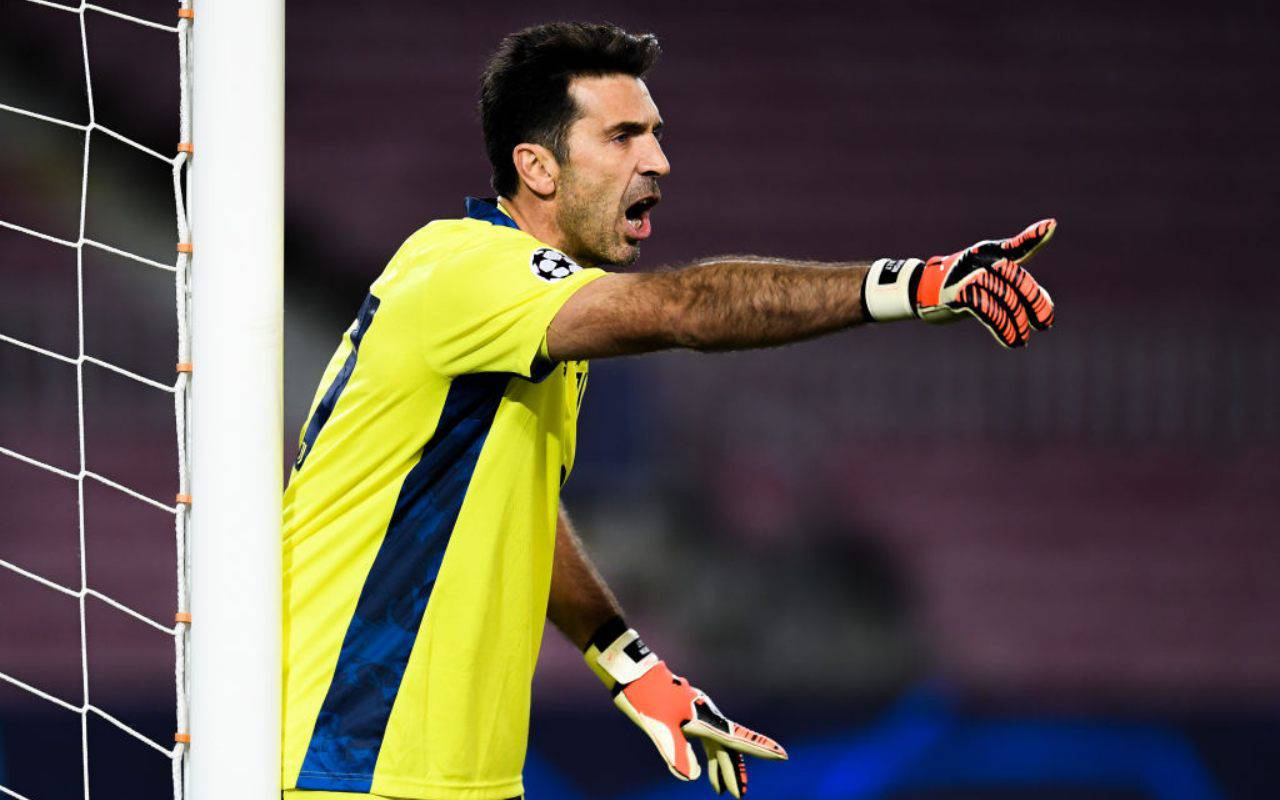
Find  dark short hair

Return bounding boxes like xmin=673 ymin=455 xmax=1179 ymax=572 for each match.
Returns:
xmin=479 ymin=22 xmax=661 ymax=197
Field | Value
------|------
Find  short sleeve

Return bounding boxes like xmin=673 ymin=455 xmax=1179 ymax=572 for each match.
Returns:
xmin=419 ymin=237 xmax=605 ymax=378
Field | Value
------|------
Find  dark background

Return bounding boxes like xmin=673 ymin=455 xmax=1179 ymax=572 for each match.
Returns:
xmin=2 ymin=0 xmax=1279 ymax=798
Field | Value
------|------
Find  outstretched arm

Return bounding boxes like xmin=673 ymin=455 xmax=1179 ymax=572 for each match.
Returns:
xmin=546 ymin=257 xmax=872 ymax=360
xmin=545 ymin=218 xmax=1058 ymax=360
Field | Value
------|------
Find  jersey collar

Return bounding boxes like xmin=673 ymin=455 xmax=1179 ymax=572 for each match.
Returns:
xmin=465 ymin=196 xmax=521 ymax=230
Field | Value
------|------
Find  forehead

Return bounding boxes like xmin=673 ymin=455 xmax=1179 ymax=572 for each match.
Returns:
xmin=567 ymin=74 xmax=661 ymax=129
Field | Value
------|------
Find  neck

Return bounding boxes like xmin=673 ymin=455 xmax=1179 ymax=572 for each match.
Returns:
xmin=500 ymin=193 xmax=570 ymax=253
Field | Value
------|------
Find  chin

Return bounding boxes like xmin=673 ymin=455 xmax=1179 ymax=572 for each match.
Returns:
xmin=611 ymin=240 xmax=641 ymax=268
xmin=575 ymin=229 xmax=641 ymax=269
xmin=584 ymin=244 xmax=639 ymax=270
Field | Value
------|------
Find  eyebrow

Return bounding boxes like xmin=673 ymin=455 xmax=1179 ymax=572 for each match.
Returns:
xmin=604 ymin=119 xmax=664 ymax=137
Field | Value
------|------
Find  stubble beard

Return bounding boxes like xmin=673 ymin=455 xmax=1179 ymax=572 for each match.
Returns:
xmin=555 ymin=172 xmax=639 ymax=269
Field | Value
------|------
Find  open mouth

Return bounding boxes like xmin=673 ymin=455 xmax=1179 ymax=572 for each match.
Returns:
xmin=623 ymin=194 xmax=659 ymax=241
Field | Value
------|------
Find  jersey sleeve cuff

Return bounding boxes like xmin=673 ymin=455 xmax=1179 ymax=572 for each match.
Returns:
xmin=519 ymin=267 xmax=607 ymax=381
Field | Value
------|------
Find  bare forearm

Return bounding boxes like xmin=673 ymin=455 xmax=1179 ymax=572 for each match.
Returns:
xmin=547 ymin=504 xmax=622 ymax=650
xmin=546 ymin=256 xmax=871 ymax=361
xmin=656 ymin=256 xmax=871 ymax=351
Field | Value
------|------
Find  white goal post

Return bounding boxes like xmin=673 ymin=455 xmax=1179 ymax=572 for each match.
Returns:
xmin=0 ymin=0 xmax=282 ymax=797
xmin=187 ymin=0 xmax=283 ymax=798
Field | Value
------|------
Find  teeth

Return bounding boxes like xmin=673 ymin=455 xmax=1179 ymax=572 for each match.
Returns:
xmin=628 ymin=217 xmax=642 ymax=230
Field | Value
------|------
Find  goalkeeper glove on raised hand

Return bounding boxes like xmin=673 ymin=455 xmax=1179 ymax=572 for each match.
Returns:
xmin=584 ymin=617 xmax=787 ymax=798
xmin=861 ymin=218 xmax=1058 ymax=348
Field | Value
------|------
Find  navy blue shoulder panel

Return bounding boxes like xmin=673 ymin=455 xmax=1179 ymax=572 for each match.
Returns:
xmin=294 ymin=293 xmax=381 ymax=471
xmin=465 ymin=196 xmax=520 ymax=229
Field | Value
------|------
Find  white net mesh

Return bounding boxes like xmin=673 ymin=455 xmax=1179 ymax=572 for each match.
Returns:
xmin=0 ymin=1 xmax=193 ymax=797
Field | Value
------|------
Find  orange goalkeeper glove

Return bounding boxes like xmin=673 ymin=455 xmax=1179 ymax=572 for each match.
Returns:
xmin=861 ymin=218 xmax=1058 ymax=347
xmin=584 ymin=617 xmax=787 ymax=798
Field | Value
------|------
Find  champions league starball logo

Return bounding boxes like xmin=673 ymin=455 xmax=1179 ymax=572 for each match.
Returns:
xmin=530 ymin=248 xmax=582 ymax=282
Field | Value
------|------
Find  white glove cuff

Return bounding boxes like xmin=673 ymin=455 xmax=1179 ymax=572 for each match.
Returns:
xmin=585 ymin=627 xmax=660 ymax=688
xmin=862 ymin=258 xmax=924 ymax=322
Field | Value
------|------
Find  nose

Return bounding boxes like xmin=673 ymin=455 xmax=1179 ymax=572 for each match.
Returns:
xmin=639 ymin=136 xmax=671 ymax=178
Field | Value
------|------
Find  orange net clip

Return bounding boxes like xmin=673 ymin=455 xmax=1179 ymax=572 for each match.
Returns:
xmin=177 ymin=142 xmax=194 ymax=155
xmin=176 ymin=362 xmax=193 ymax=374
xmin=176 ymin=242 xmax=193 ymax=254
xmin=175 ymin=612 xmax=193 ymax=624
xmin=174 ymin=732 xmax=191 ymax=744
xmin=177 ymin=9 xmax=195 ymax=20
xmin=175 ymin=493 xmax=193 ymax=505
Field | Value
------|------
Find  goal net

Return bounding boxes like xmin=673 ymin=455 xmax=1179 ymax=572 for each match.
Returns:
xmin=0 ymin=1 xmax=281 ymax=798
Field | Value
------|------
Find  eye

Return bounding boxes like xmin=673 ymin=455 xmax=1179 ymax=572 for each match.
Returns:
xmin=612 ymin=132 xmax=631 ymax=144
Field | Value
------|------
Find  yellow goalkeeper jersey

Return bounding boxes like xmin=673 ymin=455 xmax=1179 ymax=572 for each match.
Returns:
xmin=281 ymin=197 xmax=604 ymax=799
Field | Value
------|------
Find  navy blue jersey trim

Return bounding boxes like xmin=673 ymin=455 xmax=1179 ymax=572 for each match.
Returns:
xmin=465 ymin=196 xmax=520 ymax=229
xmin=294 ymin=372 xmax=508 ymax=791
xmin=294 ymin=293 xmax=381 ymax=471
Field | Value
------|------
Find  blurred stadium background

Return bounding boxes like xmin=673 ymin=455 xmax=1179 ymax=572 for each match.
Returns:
xmin=2 ymin=0 xmax=1279 ymax=797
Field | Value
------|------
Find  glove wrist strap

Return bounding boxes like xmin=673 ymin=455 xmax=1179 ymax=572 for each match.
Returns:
xmin=583 ymin=616 xmax=659 ymax=690
xmin=862 ymin=258 xmax=925 ymax=322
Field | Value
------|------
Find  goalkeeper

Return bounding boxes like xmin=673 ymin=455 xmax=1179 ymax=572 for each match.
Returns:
xmin=281 ymin=21 xmax=1057 ymax=800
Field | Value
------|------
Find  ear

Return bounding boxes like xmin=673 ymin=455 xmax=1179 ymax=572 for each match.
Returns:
xmin=512 ymin=143 xmax=560 ymax=197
